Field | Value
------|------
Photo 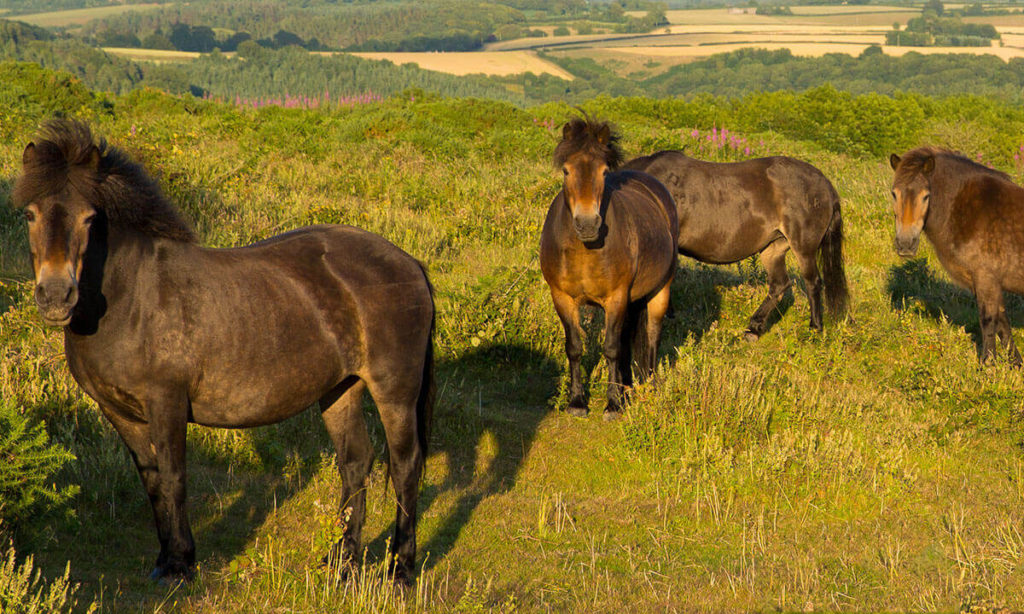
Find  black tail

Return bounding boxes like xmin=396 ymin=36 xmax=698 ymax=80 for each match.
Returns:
xmin=819 ymin=197 xmax=849 ymax=321
xmin=416 ymin=264 xmax=436 ymax=462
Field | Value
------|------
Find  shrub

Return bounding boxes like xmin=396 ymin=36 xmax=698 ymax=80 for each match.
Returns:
xmin=0 ymin=531 xmax=95 ymax=614
xmin=0 ymin=402 xmax=77 ymax=527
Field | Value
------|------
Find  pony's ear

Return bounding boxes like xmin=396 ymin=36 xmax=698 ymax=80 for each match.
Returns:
xmin=889 ymin=153 xmax=901 ymax=170
xmin=87 ymin=145 xmax=101 ymax=173
xmin=562 ymin=122 xmax=575 ymax=141
xmin=596 ymin=123 xmax=610 ymax=145
xmin=22 ymin=142 xmax=37 ymax=166
xmin=922 ymin=155 xmax=935 ymax=176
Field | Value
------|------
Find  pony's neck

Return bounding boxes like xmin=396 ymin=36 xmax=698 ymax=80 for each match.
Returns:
xmin=925 ymin=155 xmax=965 ymax=234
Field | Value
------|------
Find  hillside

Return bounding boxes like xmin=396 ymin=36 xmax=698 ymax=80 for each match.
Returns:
xmin=2 ymin=63 xmax=1024 ymax=612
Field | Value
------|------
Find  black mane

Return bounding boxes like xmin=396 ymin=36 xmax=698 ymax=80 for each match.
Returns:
xmin=553 ymin=115 xmax=624 ymax=171
xmin=13 ymin=118 xmax=197 ymax=243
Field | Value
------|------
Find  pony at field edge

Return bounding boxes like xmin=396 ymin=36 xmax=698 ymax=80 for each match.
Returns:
xmin=890 ymin=147 xmax=1024 ymax=365
xmin=624 ymin=150 xmax=849 ymax=340
xmin=14 ymin=119 xmax=435 ymax=585
xmin=540 ymin=117 xmax=678 ymax=419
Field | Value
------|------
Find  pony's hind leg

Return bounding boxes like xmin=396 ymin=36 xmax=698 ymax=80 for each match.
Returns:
xmin=634 ymin=280 xmax=672 ymax=382
xmin=745 ymin=239 xmax=792 ymax=341
xmin=791 ymin=246 xmax=824 ymax=332
xmin=320 ymin=378 xmax=373 ymax=572
xmin=550 ymin=287 xmax=587 ymax=416
xmin=372 ymin=394 xmax=425 ymax=586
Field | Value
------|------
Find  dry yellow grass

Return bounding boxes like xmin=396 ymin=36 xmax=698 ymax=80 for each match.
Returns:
xmin=342 ymin=51 xmax=575 ymax=79
xmin=16 ymin=4 xmax=161 ymax=27
xmin=103 ymin=47 xmax=207 ymax=63
xmin=664 ymin=8 xmax=919 ymax=27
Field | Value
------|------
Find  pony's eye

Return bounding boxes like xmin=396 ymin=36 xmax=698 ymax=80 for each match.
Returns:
xmin=562 ymin=168 xmax=568 ymax=176
xmin=83 ymin=213 xmax=96 ymax=226
xmin=24 ymin=210 xmax=35 ymax=223
xmin=890 ymin=190 xmax=896 ymax=200
xmin=922 ymin=194 xmax=930 ymax=204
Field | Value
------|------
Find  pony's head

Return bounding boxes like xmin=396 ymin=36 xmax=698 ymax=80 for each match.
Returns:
xmin=889 ymin=150 xmax=935 ymax=258
xmin=13 ymin=119 xmax=195 ymax=326
xmin=553 ymin=116 xmax=623 ymax=243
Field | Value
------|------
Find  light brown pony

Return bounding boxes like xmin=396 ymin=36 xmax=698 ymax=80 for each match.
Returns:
xmin=890 ymin=147 xmax=1024 ymax=365
xmin=540 ymin=117 xmax=678 ymax=419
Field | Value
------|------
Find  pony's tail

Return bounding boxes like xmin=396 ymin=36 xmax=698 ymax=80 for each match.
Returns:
xmin=416 ymin=264 xmax=436 ymax=465
xmin=819 ymin=195 xmax=850 ymax=322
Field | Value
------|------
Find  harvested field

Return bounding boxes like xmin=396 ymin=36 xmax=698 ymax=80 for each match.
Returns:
xmin=103 ymin=48 xmax=205 ymax=63
xmin=344 ymin=51 xmax=575 ymax=79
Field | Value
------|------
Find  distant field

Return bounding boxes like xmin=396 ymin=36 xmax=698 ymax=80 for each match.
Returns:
xmin=15 ymin=4 xmax=161 ymax=27
xmin=344 ymin=51 xmax=575 ymax=79
xmin=103 ymin=47 xmax=205 ymax=63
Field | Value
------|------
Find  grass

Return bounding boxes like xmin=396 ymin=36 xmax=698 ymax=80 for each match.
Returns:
xmin=3 ymin=77 xmax=1024 ymax=612
xmin=14 ymin=4 xmax=162 ymax=28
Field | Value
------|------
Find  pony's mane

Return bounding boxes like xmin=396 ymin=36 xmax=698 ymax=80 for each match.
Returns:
xmin=13 ymin=119 xmax=197 ymax=243
xmin=897 ymin=146 xmax=1013 ymax=183
xmin=553 ymin=116 xmax=624 ymax=171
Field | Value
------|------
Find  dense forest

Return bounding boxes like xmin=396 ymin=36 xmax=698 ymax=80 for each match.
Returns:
xmin=73 ymin=0 xmax=667 ymax=53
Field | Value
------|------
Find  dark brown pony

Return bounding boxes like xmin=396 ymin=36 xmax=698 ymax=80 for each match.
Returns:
xmin=540 ymin=118 xmax=678 ymax=419
xmin=14 ymin=119 xmax=435 ymax=584
xmin=890 ymin=147 xmax=1024 ymax=365
xmin=624 ymin=151 xmax=849 ymax=340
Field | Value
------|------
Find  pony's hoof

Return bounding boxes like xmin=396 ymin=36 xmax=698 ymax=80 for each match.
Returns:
xmin=743 ymin=330 xmax=760 ymax=343
xmin=566 ymin=404 xmax=588 ymax=418
xmin=602 ymin=407 xmax=623 ymax=421
xmin=149 ymin=563 xmax=194 ymax=584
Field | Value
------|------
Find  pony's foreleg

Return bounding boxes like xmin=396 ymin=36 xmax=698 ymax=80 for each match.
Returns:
xmin=745 ymin=240 xmax=792 ymax=341
xmin=99 ymin=407 xmax=186 ymax=579
xmin=551 ymin=288 xmax=587 ymax=416
xmin=602 ymin=292 xmax=629 ymax=420
xmin=134 ymin=391 xmax=193 ymax=580
xmin=996 ymin=311 xmax=1022 ymax=367
xmin=320 ymin=379 xmax=373 ymax=573
xmin=975 ymin=280 xmax=1019 ymax=366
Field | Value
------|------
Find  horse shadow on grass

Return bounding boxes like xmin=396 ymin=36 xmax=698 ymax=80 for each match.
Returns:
xmin=364 ymin=343 xmax=559 ymax=571
xmin=28 ymin=398 xmax=332 ymax=601
xmin=661 ymin=260 xmax=794 ymax=347
xmin=886 ymin=258 xmax=1024 ymax=358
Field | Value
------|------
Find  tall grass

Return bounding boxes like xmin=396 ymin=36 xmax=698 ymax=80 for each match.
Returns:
xmin=4 ymin=67 xmax=1024 ymax=611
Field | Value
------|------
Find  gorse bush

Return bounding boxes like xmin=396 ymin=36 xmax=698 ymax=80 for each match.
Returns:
xmin=0 ymin=403 xmax=77 ymax=527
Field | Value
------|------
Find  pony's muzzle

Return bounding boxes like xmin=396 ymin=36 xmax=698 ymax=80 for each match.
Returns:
xmin=573 ymin=213 xmax=602 ymax=242
xmin=34 ymin=276 xmax=78 ymax=325
xmin=893 ymin=232 xmax=920 ymax=258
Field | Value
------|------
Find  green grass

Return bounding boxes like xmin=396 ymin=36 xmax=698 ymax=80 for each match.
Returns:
xmin=2 ymin=69 xmax=1024 ymax=612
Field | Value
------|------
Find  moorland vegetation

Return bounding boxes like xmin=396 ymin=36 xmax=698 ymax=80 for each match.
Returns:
xmin=2 ymin=55 xmax=1024 ymax=610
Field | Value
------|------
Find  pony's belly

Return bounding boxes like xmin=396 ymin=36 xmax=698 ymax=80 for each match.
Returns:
xmin=189 ymin=381 xmax=331 ymax=428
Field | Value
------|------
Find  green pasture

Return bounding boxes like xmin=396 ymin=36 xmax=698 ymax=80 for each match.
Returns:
xmin=2 ymin=64 xmax=1024 ymax=612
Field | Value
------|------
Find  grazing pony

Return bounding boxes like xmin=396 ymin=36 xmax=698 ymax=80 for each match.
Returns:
xmin=14 ymin=119 xmax=435 ymax=584
xmin=540 ymin=117 xmax=678 ymax=419
xmin=890 ymin=147 xmax=1024 ymax=365
xmin=624 ymin=151 xmax=849 ymax=340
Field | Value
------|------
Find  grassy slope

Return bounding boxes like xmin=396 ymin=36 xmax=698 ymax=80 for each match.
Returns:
xmin=2 ymin=73 xmax=1024 ymax=612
